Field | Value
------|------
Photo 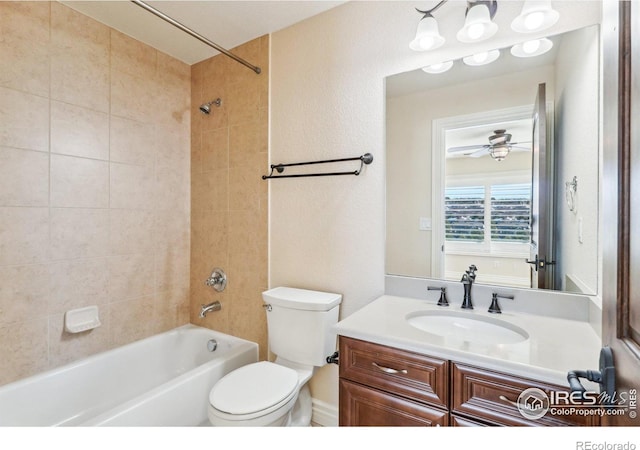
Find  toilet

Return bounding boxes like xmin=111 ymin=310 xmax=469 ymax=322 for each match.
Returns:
xmin=208 ymin=287 xmax=342 ymax=426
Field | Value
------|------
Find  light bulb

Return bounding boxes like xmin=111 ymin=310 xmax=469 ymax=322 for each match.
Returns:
xmin=473 ymin=52 xmax=489 ymax=64
xmin=467 ymin=23 xmax=485 ymax=41
xmin=421 ymin=60 xmax=454 ymax=74
xmin=522 ymin=39 xmax=541 ymax=54
xmin=524 ymin=11 xmax=545 ymax=30
xmin=419 ymin=36 xmax=435 ymax=50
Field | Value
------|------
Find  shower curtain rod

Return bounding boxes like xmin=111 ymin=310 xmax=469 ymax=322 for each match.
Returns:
xmin=130 ymin=0 xmax=262 ymax=74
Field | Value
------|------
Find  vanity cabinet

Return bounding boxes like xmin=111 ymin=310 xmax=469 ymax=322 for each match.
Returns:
xmin=339 ymin=337 xmax=599 ymax=427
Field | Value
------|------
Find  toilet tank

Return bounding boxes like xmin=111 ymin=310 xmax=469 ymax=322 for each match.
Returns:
xmin=262 ymin=287 xmax=342 ymax=367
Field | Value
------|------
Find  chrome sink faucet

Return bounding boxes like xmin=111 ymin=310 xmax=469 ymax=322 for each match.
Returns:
xmin=460 ymin=265 xmax=478 ymax=310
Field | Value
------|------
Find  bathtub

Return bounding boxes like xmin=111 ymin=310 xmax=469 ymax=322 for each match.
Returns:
xmin=0 ymin=324 xmax=258 ymax=426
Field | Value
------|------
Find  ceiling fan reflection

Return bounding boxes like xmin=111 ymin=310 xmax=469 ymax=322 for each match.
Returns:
xmin=447 ymin=129 xmax=531 ymax=161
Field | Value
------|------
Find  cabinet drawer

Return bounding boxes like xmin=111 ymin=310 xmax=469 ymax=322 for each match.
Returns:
xmin=340 ymin=379 xmax=448 ymax=426
xmin=339 ymin=337 xmax=448 ymax=408
xmin=451 ymin=363 xmax=598 ymax=426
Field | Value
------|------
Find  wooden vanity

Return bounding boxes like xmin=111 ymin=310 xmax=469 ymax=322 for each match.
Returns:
xmin=339 ymin=336 xmax=599 ymax=427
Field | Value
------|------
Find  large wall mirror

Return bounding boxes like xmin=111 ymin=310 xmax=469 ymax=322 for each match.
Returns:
xmin=386 ymin=25 xmax=600 ymax=295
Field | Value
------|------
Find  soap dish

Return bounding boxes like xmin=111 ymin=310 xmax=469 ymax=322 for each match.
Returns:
xmin=65 ymin=306 xmax=101 ymax=333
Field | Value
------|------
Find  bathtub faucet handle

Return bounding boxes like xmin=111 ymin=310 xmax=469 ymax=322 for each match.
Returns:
xmin=205 ymin=268 xmax=227 ymax=292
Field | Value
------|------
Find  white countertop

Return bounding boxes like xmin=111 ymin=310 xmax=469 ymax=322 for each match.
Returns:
xmin=334 ymin=295 xmax=602 ymax=387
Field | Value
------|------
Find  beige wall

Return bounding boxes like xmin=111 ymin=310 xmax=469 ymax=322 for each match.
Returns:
xmin=189 ymin=36 xmax=269 ymax=361
xmin=0 ymin=2 xmax=191 ymax=386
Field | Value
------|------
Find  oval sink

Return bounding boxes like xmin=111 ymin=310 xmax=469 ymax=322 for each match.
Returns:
xmin=406 ymin=310 xmax=529 ymax=345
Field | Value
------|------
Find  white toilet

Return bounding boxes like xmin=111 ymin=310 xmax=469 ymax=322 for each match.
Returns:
xmin=208 ymin=287 xmax=342 ymax=426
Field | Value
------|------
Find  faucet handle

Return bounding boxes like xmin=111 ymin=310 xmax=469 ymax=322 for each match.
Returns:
xmin=488 ymin=293 xmax=515 ymax=314
xmin=428 ymin=286 xmax=449 ymax=307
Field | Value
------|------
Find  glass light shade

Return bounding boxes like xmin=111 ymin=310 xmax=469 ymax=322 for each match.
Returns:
xmin=456 ymin=4 xmax=498 ymax=43
xmin=462 ymin=49 xmax=500 ymax=66
xmin=421 ymin=60 xmax=454 ymax=74
xmin=511 ymin=38 xmax=553 ymax=58
xmin=511 ymin=0 xmax=560 ymax=33
xmin=490 ymin=144 xmax=510 ymax=161
xmin=410 ymin=15 xmax=445 ymax=51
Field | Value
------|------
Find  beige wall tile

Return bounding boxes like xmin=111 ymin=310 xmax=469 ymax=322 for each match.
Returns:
xmin=110 ymin=117 xmax=155 ymax=166
xmin=155 ymin=164 xmax=190 ymax=212
xmin=0 ymin=147 xmax=49 ymax=207
xmin=227 ymin=81 xmax=261 ymax=126
xmin=228 ymin=209 xmax=268 ymax=299
xmin=109 ymin=209 xmax=155 ymax=256
xmin=111 ymin=70 xmax=154 ymax=123
xmin=51 ymin=101 xmax=109 ymax=160
xmin=201 ymin=128 xmax=229 ymax=172
xmin=228 ymin=295 xmax=268 ymax=361
xmin=110 ymin=30 xmax=157 ymax=80
xmin=156 ymin=247 xmax=190 ymax=293
xmin=109 ymin=295 xmax=155 ymax=347
xmin=229 ymin=121 xmax=267 ymax=168
xmin=0 ymin=86 xmax=49 ymax=152
xmin=51 ymin=155 xmax=109 ymax=208
xmin=157 ymin=51 xmax=190 ymax=85
xmin=155 ymin=128 xmax=190 ymax=168
xmin=191 ymin=169 xmax=228 ymax=212
xmin=0 ymin=2 xmax=49 ymax=41
xmin=0 ymin=207 xmax=49 ymax=266
xmin=228 ymin=154 xmax=266 ymax=211
xmin=108 ymin=254 xmax=155 ymax=301
xmin=50 ymin=208 xmax=109 ymax=261
xmin=0 ymin=264 xmax=49 ymax=326
xmin=51 ymin=1 xmax=109 ymax=66
xmin=0 ymin=319 xmax=48 ymax=386
xmin=48 ymin=258 xmax=109 ymax=314
xmin=51 ymin=52 xmax=109 ymax=113
xmin=110 ymin=163 xmax=155 ymax=210
xmin=0 ymin=41 xmax=50 ymax=98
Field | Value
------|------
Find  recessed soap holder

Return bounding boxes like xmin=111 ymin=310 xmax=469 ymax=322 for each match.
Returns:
xmin=64 ymin=305 xmax=101 ymax=334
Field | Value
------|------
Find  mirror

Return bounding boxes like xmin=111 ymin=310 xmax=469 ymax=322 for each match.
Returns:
xmin=385 ymin=25 xmax=600 ymax=295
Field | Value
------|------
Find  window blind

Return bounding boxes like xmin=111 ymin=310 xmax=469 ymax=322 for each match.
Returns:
xmin=490 ymin=183 xmax=531 ymax=242
xmin=445 ymin=186 xmax=485 ymax=242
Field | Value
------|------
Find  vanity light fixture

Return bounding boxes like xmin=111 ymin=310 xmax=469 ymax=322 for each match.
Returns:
xmin=410 ymin=13 xmax=446 ymax=51
xmin=462 ymin=49 xmax=500 ymax=66
xmin=510 ymin=37 xmax=553 ymax=58
xmin=511 ymin=0 xmax=560 ymax=34
xmin=421 ymin=60 xmax=454 ymax=74
xmin=456 ymin=1 xmax=498 ymax=43
xmin=410 ymin=1 xmax=447 ymax=51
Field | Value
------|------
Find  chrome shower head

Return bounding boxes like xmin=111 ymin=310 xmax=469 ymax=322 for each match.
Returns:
xmin=199 ymin=98 xmax=222 ymax=115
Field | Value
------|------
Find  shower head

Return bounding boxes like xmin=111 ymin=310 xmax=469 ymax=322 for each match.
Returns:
xmin=199 ymin=98 xmax=222 ymax=115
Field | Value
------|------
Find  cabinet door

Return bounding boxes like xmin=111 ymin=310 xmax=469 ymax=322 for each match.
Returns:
xmin=339 ymin=379 xmax=448 ymax=427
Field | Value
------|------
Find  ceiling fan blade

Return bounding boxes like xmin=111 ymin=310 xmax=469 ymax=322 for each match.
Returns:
xmin=447 ymin=144 xmax=490 ymax=153
xmin=510 ymin=145 xmax=531 ymax=151
xmin=468 ymin=148 xmax=489 ymax=157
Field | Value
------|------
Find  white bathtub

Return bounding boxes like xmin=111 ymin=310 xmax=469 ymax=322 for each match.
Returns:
xmin=0 ymin=324 xmax=258 ymax=426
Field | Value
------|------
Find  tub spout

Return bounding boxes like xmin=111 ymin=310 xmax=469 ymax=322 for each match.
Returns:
xmin=200 ymin=301 xmax=222 ymax=318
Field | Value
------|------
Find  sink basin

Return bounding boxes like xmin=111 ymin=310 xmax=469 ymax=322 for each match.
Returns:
xmin=406 ymin=310 xmax=529 ymax=345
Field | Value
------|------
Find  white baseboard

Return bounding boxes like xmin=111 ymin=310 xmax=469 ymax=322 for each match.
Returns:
xmin=311 ymin=398 xmax=338 ymax=427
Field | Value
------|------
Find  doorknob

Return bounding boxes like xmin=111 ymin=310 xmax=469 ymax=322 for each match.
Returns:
xmin=567 ymin=346 xmax=616 ymax=404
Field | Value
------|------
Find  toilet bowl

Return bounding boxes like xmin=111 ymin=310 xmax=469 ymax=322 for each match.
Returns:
xmin=208 ymin=361 xmax=313 ymax=426
xmin=207 ymin=287 xmax=342 ymax=427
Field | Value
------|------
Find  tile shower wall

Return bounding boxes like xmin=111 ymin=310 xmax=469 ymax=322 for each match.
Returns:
xmin=0 ymin=2 xmax=191 ymax=386
xmin=190 ymin=36 xmax=269 ymax=361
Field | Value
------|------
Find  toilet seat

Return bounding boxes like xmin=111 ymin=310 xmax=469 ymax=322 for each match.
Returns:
xmin=209 ymin=361 xmax=299 ymax=422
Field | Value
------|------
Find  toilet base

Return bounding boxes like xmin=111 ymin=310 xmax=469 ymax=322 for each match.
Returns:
xmin=289 ymin=384 xmax=312 ymax=426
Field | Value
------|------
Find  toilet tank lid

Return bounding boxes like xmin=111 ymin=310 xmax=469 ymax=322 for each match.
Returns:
xmin=262 ymin=287 xmax=342 ymax=311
